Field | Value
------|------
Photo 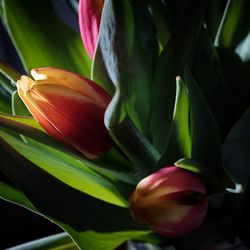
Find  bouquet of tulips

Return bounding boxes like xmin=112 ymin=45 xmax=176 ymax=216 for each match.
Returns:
xmin=0 ymin=0 xmax=250 ymax=249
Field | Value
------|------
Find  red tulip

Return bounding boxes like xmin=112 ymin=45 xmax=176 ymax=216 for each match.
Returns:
xmin=79 ymin=0 xmax=104 ymax=59
xmin=129 ymin=166 xmax=208 ymax=237
xmin=17 ymin=67 xmax=112 ymax=159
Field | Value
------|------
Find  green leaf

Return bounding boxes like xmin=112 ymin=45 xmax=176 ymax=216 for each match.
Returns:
xmin=150 ymin=0 xmax=207 ymax=153
xmin=157 ymin=77 xmax=191 ymax=167
xmin=11 ymin=90 xmax=30 ymax=116
xmin=104 ymin=88 xmax=160 ymax=177
xmin=66 ymin=230 xmax=161 ymax=250
xmin=192 ymin=28 xmax=227 ymax=138
xmin=0 ymin=141 xmax=158 ymax=249
xmin=0 ymin=112 xmax=139 ymax=186
xmin=215 ymin=0 xmax=250 ymax=62
xmin=0 ymin=88 xmax=11 ymax=113
xmin=0 ymin=61 xmax=17 ymax=112
xmin=0 ymin=129 xmax=128 ymax=207
xmin=0 ymin=60 xmax=21 ymax=83
xmin=175 ymin=158 xmax=221 ymax=193
xmin=5 ymin=233 xmax=75 ymax=250
xmin=184 ymin=70 xmax=223 ymax=178
xmin=93 ymin=0 xmax=158 ymax=138
xmin=205 ymin=0 xmax=227 ymax=42
xmin=1 ymin=0 xmax=91 ymax=76
xmin=148 ymin=0 xmax=173 ymax=48
xmin=0 ymin=180 xmax=36 ymax=211
xmin=223 ymin=108 xmax=250 ymax=188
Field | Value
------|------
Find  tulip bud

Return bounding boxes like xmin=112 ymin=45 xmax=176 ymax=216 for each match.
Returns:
xmin=79 ymin=0 xmax=104 ymax=59
xmin=129 ymin=166 xmax=208 ymax=237
xmin=17 ymin=67 xmax=112 ymax=159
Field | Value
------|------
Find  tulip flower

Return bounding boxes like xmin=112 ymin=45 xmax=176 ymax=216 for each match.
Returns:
xmin=17 ymin=67 xmax=112 ymax=159
xmin=79 ymin=0 xmax=104 ymax=59
xmin=129 ymin=166 xmax=208 ymax=237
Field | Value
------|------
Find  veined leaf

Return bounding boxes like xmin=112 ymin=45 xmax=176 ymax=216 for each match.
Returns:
xmin=1 ymin=0 xmax=91 ymax=77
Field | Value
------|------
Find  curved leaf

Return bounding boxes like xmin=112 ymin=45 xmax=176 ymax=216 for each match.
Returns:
xmin=93 ymin=0 xmax=158 ymax=138
xmin=1 ymin=0 xmax=91 ymax=76
xmin=157 ymin=77 xmax=191 ymax=167
xmin=185 ymin=70 xmax=223 ymax=178
xmin=0 ymin=130 xmax=128 ymax=207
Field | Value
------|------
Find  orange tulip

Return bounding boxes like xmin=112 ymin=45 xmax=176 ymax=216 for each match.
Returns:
xmin=129 ymin=166 xmax=208 ymax=237
xmin=17 ymin=67 xmax=112 ymax=159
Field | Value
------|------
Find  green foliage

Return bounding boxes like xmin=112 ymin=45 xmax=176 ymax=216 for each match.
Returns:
xmin=1 ymin=0 xmax=91 ymax=77
xmin=1 ymin=0 xmax=250 ymax=248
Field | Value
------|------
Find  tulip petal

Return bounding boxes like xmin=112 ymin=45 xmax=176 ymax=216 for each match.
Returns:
xmin=78 ymin=0 xmax=104 ymax=59
xmin=27 ymin=84 xmax=111 ymax=158
xmin=31 ymin=67 xmax=111 ymax=108
xmin=17 ymin=76 xmax=64 ymax=141
xmin=129 ymin=166 xmax=208 ymax=237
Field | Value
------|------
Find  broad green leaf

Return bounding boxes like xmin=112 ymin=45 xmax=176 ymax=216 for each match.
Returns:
xmin=223 ymin=108 xmax=250 ymax=188
xmin=1 ymin=0 xmax=91 ymax=76
xmin=0 ymin=113 xmax=139 ymax=187
xmin=0 ymin=130 xmax=128 ymax=207
xmin=184 ymin=70 xmax=223 ymax=178
xmin=93 ymin=0 xmax=160 ymax=175
xmin=215 ymin=0 xmax=250 ymax=62
xmin=205 ymin=0 xmax=227 ymax=42
xmin=0 ymin=180 xmax=36 ymax=211
xmin=66 ymin=230 xmax=161 ymax=250
xmin=216 ymin=48 xmax=250 ymax=136
xmin=157 ymin=77 xmax=191 ymax=167
xmin=93 ymin=0 xmax=158 ymax=139
xmin=0 ymin=112 xmax=138 ymax=185
xmin=6 ymin=233 xmax=75 ymax=250
xmin=0 ymin=142 xmax=159 ymax=250
xmin=0 ymin=180 xmax=159 ymax=250
xmin=0 ymin=112 xmax=44 ymax=130
xmin=192 ymin=28 xmax=227 ymax=138
xmin=150 ymin=0 xmax=207 ymax=153
xmin=148 ymin=0 xmax=173 ymax=48
xmin=104 ymin=89 xmax=160 ymax=177
xmin=0 ymin=178 xmax=158 ymax=250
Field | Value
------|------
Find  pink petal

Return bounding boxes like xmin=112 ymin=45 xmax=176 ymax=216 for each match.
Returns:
xmin=79 ymin=0 xmax=104 ymax=59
